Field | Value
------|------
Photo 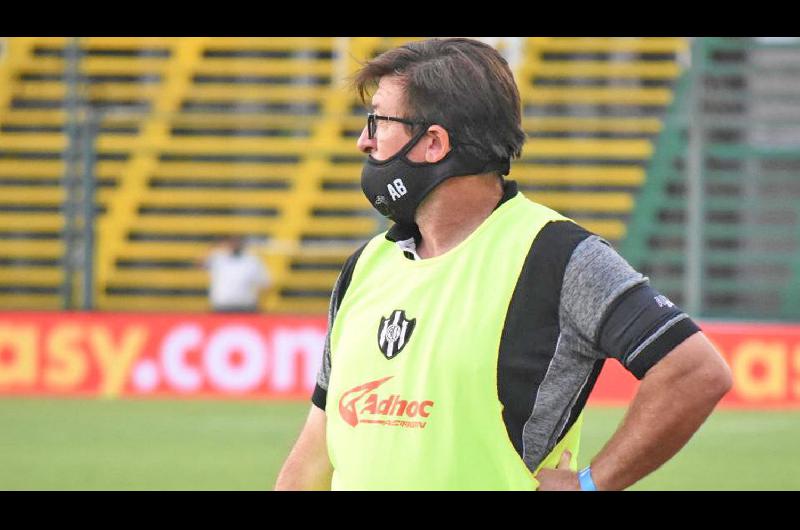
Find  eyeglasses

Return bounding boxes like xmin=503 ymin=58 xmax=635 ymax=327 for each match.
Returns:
xmin=366 ymin=112 xmax=425 ymax=139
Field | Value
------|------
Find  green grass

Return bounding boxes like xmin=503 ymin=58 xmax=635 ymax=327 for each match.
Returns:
xmin=579 ymin=406 xmax=800 ymax=490
xmin=0 ymin=398 xmax=798 ymax=490
xmin=0 ymin=398 xmax=309 ymax=490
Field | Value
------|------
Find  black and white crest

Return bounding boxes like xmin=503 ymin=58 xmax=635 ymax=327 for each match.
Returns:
xmin=377 ymin=310 xmax=416 ymax=359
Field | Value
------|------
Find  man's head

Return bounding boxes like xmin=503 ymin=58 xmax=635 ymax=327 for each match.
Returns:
xmin=354 ymin=38 xmax=526 ymax=226
xmin=355 ymin=38 xmax=525 ymax=164
xmin=224 ymin=235 xmax=245 ymax=255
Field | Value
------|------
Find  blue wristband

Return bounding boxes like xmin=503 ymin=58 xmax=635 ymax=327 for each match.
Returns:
xmin=578 ymin=466 xmax=597 ymax=491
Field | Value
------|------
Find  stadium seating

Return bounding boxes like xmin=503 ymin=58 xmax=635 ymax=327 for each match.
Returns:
xmin=514 ymin=37 xmax=687 ymax=242
xmin=622 ymin=37 xmax=800 ymax=319
xmin=0 ymin=37 xmax=688 ymax=313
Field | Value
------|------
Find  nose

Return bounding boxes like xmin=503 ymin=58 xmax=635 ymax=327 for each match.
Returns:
xmin=357 ymin=126 xmax=375 ymax=154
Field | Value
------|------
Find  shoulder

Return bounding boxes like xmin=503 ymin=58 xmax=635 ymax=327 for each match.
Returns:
xmin=342 ymin=229 xmax=399 ymax=275
xmin=206 ymin=249 xmax=227 ymax=265
xmin=559 ymin=232 xmax=648 ymax=348
xmin=341 ymin=241 xmax=369 ymax=276
xmin=509 ymin=220 xmax=597 ymax=323
xmin=562 ymin=234 xmax=645 ymax=307
xmin=523 ymin=219 xmax=595 ymax=279
xmin=518 ymin=218 xmax=646 ymax=334
xmin=330 ymin=239 xmax=373 ymax=313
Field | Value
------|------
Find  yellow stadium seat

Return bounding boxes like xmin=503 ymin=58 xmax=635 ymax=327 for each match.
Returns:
xmin=0 ymin=37 xmax=687 ymax=312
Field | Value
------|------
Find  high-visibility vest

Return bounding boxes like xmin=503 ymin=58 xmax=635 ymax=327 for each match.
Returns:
xmin=326 ymin=193 xmax=581 ymax=490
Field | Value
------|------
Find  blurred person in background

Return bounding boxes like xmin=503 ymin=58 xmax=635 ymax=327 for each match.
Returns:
xmin=199 ymin=235 xmax=271 ymax=313
xmin=276 ymin=38 xmax=732 ymax=491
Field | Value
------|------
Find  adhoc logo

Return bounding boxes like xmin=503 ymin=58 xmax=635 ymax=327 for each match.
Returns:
xmin=338 ymin=376 xmax=434 ymax=429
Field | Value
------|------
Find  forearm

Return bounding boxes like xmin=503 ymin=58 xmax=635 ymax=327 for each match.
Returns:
xmin=588 ymin=333 xmax=732 ymax=490
xmin=274 ymin=405 xmax=333 ymax=491
xmin=275 ymin=447 xmax=332 ymax=491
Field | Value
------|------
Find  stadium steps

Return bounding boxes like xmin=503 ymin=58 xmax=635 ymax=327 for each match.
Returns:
xmin=621 ymin=37 xmax=800 ymax=320
xmin=99 ymin=37 xmax=369 ymax=313
xmin=0 ymin=37 xmax=687 ymax=313
xmin=510 ymin=37 xmax=687 ymax=247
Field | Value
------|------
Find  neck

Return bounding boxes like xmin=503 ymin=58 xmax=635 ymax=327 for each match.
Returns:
xmin=415 ymin=174 xmax=503 ymax=259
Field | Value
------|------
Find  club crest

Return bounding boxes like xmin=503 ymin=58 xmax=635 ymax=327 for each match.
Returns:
xmin=377 ymin=310 xmax=416 ymax=359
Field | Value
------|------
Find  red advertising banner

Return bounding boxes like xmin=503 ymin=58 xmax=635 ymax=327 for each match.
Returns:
xmin=0 ymin=313 xmax=798 ymax=408
xmin=589 ymin=321 xmax=800 ymax=409
xmin=0 ymin=312 xmax=327 ymax=399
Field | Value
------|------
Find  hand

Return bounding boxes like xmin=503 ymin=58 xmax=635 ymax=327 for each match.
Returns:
xmin=534 ymin=450 xmax=581 ymax=491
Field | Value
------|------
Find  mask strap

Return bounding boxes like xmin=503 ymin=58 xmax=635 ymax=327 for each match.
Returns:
xmin=397 ymin=125 xmax=431 ymax=159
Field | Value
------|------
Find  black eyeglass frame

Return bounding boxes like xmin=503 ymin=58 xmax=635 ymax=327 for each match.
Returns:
xmin=367 ymin=112 xmax=427 ymax=139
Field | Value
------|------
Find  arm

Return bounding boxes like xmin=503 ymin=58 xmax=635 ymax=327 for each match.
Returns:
xmin=274 ymin=404 xmax=333 ymax=490
xmin=537 ymin=331 xmax=731 ymax=490
xmin=588 ymin=331 xmax=732 ymax=490
xmin=536 ymin=232 xmax=732 ymax=490
xmin=275 ymin=242 xmax=367 ymax=490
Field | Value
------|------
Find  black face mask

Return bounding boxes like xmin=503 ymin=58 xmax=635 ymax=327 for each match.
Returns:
xmin=360 ymin=127 xmax=511 ymax=226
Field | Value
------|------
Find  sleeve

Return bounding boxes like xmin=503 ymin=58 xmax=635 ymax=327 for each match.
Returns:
xmin=311 ymin=242 xmax=368 ymax=410
xmin=560 ymin=235 xmax=701 ymax=379
xmin=311 ymin=273 xmax=340 ymax=411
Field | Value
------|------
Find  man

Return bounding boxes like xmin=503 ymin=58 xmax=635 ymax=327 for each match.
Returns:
xmin=201 ymin=235 xmax=271 ymax=313
xmin=275 ymin=38 xmax=732 ymax=490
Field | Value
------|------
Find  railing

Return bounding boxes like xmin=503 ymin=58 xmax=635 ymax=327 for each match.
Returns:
xmin=622 ymin=37 xmax=800 ymax=321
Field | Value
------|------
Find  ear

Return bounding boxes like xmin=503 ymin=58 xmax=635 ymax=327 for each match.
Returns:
xmin=423 ymin=125 xmax=451 ymax=163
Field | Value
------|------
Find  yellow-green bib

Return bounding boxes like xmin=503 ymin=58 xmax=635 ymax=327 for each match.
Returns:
xmin=326 ymin=193 xmax=580 ymax=490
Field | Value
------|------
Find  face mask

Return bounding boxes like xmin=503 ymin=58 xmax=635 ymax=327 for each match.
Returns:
xmin=360 ymin=127 xmax=511 ymax=226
